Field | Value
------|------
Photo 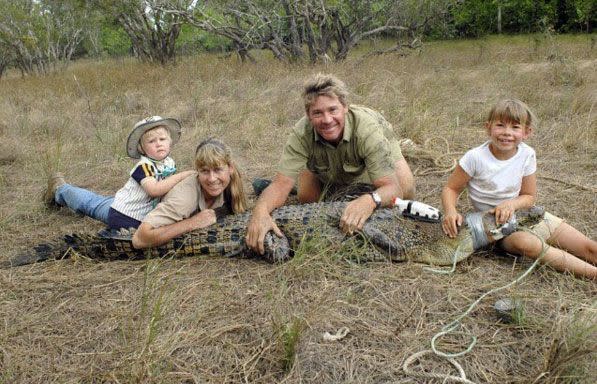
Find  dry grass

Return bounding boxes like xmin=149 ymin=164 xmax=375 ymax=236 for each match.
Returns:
xmin=0 ymin=34 xmax=595 ymax=383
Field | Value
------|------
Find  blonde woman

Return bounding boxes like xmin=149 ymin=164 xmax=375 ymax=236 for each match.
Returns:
xmin=132 ymin=138 xmax=247 ymax=248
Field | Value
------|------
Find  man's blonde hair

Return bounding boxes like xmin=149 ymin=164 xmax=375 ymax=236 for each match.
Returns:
xmin=194 ymin=138 xmax=247 ymax=214
xmin=486 ymin=99 xmax=537 ymax=131
xmin=302 ymin=73 xmax=349 ymax=113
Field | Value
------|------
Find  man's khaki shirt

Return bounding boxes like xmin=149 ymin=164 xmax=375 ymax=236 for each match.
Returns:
xmin=278 ymin=105 xmax=403 ymax=187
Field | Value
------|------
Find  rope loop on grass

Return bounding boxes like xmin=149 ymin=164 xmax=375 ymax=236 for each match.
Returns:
xmin=402 ymin=350 xmax=477 ymax=384
xmin=403 ymin=228 xmax=549 ymax=382
xmin=399 ymin=137 xmax=459 ymax=176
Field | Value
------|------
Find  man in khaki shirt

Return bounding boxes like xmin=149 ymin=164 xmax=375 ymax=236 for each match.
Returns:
xmin=247 ymin=73 xmax=415 ymax=255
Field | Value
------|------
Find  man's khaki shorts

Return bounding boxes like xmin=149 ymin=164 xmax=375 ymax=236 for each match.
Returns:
xmin=528 ymin=211 xmax=564 ymax=241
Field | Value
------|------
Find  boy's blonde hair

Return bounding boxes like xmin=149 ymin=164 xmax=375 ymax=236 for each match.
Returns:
xmin=486 ymin=99 xmax=537 ymax=131
xmin=194 ymin=138 xmax=247 ymax=214
xmin=302 ymin=73 xmax=349 ymax=113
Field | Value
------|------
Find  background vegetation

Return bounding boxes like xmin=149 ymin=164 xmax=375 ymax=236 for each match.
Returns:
xmin=0 ymin=32 xmax=595 ymax=382
xmin=1 ymin=0 xmax=596 ymax=77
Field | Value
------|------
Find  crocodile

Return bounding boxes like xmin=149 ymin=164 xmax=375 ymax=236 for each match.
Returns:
xmin=1 ymin=202 xmax=544 ymax=268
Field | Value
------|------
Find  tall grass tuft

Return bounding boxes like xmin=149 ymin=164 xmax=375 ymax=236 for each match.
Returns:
xmin=536 ymin=304 xmax=597 ymax=383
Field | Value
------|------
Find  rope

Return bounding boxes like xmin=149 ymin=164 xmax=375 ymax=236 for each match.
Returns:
xmin=431 ymin=227 xmax=547 ymax=358
xmin=403 ymin=228 xmax=549 ymax=382
xmin=399 ymin=138 xmax=459 ymax=176
xmin=424 ymin=235 xmax=473 ymax=275
xmin=402 ymin=350 xmax=477 ymax=384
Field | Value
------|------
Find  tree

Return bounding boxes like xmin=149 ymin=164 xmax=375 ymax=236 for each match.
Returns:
xmin=95 ymin=0 xmax=193 ymax=64
xmin=160 ymin=0 xmax=427 ymax=63
xmin=0 ymin=0 xmax=87 ymax=75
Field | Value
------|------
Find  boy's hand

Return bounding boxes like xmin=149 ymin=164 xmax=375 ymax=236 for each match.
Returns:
xmin=442 ymin=211 xmax=463 ymax=238
xmin=491 ymin=202 xmax=516 ymax=225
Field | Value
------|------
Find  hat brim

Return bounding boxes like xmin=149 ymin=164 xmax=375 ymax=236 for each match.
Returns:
xmin=126 ymin=118 xmax=181 ymax=159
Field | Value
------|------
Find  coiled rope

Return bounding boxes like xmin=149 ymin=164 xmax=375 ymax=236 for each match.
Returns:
xmin=403 ymin=228 xmax=548 ymax=383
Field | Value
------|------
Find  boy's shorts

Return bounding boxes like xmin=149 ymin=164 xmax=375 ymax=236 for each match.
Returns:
xmin=527 ymin=211 xmax=564 ymax=241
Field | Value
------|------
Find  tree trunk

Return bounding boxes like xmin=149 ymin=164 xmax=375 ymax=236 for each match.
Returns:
xmin=497 ymin=5 xmax=502 ymax=34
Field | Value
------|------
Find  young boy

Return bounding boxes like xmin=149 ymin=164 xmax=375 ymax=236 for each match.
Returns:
xmin=441 ymin=99 xmax=596 ymax=279
xmin=45 ymin=116 xmax=195 ymax=229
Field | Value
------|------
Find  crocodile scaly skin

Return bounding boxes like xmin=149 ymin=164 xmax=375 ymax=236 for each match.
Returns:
xmin=3 ymin=202 xmax=543 ymax=268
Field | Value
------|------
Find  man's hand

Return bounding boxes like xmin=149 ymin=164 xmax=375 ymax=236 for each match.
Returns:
xmin=340 ymin=194 xmax=376 ymax=235
xmin=246 ymin=173 xmax=294 ymax=254
xmin=246 ymin=209 xmax=284 ymax=255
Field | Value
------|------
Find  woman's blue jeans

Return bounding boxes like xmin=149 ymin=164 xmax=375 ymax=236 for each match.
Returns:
xmin=55 ymin=184 xmax=114 ymax=224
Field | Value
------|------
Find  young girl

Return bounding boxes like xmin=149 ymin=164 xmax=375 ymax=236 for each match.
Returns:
xmin=441 ymin=99 xmax=596 ymax=279
xmin=132 ymin=138 xmax=247 ymax=248
xmin=45 ymin=116 xmax=195 ymax=229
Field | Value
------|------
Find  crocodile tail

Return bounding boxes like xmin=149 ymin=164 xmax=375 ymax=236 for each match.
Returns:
xmin=1 ymin=239 xmax=71 ymax=268
xmin=1 ymin=232 xmax=145 ymax=269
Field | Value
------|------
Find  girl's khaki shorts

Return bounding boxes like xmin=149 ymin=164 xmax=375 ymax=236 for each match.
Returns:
xmin=528 ymin=211 xmax=564 ymax=241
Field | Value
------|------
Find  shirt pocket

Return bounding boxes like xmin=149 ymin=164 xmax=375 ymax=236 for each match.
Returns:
xmin=342 ymin=161 xmax=365 ymax=176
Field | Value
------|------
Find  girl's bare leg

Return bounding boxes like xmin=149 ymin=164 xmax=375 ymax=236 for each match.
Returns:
xmin=502 ymin=231 xmax=597 ymax=279
xmin=546 ymin=222 xmax=597 ymax=265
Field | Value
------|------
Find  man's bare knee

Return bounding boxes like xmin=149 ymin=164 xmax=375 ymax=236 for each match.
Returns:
xmin=401 ymin=181 xmax=416 ymax=200
xmin=298 ymin=190 xmax=319 ymax=203
xmin=297 ymin=170 xmax=321 ymax=203
xmin=394 ymin=159 xmax=415 ymax=199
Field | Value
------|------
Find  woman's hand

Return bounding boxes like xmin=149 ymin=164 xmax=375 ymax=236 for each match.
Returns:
xmin=189 ymin=209 xmax=217 ymax=230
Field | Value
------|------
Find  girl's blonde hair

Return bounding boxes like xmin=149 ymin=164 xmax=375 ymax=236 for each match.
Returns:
xmin=486 ymin=99 xmax=537 ymax=131
xmin=302 ymin=73 xmax=349 ymax=113
xmin=194 ymin=138 xmax=247 ymax=214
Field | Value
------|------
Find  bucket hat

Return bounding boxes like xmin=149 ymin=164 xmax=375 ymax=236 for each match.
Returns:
xmin=126 ymin=116 xmax=181 ymax=159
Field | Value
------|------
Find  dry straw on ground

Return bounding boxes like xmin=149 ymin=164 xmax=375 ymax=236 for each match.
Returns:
xmin=0 ymin=35 xmax=595 ymax=383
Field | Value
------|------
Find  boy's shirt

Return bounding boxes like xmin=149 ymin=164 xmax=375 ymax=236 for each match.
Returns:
xmin=460 ymin=141 xmax=536 ymax=212
xmin=111 ymin=156 xmax=176 ymax=221
xmin=131 ymin=156 xmax=177 ymax=183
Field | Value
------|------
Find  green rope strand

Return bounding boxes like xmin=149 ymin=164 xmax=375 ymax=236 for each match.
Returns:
xmin=430 ymin=227 xmax=548 ymax=358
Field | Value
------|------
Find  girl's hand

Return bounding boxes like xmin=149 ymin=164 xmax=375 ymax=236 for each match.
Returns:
xmin=491 ymin=201 xmax=516 ymax=225
xmin=442 ymin=211 xmax=463 ymax=238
